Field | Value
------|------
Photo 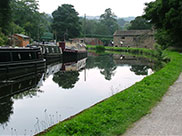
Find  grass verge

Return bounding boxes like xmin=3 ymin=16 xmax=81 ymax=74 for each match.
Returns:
xmin=40 ymin=47 xmax=182 ymax=136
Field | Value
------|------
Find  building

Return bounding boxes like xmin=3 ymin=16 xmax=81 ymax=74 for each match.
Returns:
xmin=113 ymin=30 xmax=155 ymax=49
xmin=71 ymin=38 xmax=104 ymax=46
xmin=11 ymin=34 xmax=30 ymax=47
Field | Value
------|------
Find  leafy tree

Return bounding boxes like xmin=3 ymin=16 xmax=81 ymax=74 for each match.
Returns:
xmin=100 ymin=8 xmax=119 ymax=35
xmin=52 ymin=4 xmax=81 ymax=41
xmin=0 ymin=0 xmax=11 ymax=34
xmin=144 ymin=0 xmax=182 ymax=48
xmin=117 ymin=18 xmax=129 ymax=29
xmin=80 ymin=17 xmax=98 ymax=36
xmin=128 ymin=16 xmax=152 ymax=30
xmin=10 ymin=0 xmax=51 ymax=41
xmin=0 ymin=28 xmax=8 ymax=46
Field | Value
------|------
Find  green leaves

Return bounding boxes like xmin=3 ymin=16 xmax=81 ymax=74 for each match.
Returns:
xmin=52 ymin=4 xmax=81 ymax=41
xmin=144 ymin=0 xmax=182 ymax=48
xmin=128 ymin=16 xmax=152 ymax=30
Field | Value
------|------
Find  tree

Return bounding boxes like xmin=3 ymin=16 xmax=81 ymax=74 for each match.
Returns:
xmin=0 ymin=0 xmax=11 ymax=34
xmin=144 ymin=0 xmax=182 ymax=48
xmin=10 ymin=0 xmax=51 ymax=41
xmin=128 ymin=16 xmax=152 ymax=30
xmin=52 ymin=4 xmax=81 ymax=41
xmin=100 ymin=8 xmax=119 ymax=35
xmin=117 ymin=18 xmax=129 ymax=29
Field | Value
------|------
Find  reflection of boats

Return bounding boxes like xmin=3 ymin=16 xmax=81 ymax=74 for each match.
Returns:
xmin=31 ymin=42 xmax=63 ymax=63
xmin=44 ymin=62 xmax=63 ymax=79
xmin=59 ymin=41 xmax=87 ymax=62
xmin=0 ymin=47 xmax=45 ymax=80
xmin=0 ymin=71 xmax=44 ymax=99
xmin=61 ymin=58 xmax=87 ymax=71
xmin=113 ymin=54 xmax=154 ymax=67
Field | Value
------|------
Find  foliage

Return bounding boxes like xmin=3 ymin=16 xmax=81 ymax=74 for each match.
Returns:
xmin=80 ymin=15 xmax=129 ymax=38
xmin=52 ymin=4 xmax=81 ymax=41
xmin=96 ymin=45 xmax=105 ymax=52
xmin=144 ymin=0 xmax=182 ymax=48
xmin=117 ymin=18 xmax=129 ymax=29
xmin=0 ymin=29 xmax=8 ymax=46
xmin=10 ymin=0 xmax=51 ymax=41
xmin=100 ymin=8 xmax=119 ymax=35
xmin=40 ymin=48 xmax=182 ymax=136
xmin=0 ymin=0 xmax=11 ymax=34
xmin=128 ymin=16 xmax=152 ymax=30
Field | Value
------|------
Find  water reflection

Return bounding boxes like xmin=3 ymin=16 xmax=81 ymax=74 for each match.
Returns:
xmin=53 ymin=58 xmax=87 ymax=89
xmin=87 ymin=53 xmax=117 ymax=80
xmin=0 ymin=52 xmax=160 ymax=135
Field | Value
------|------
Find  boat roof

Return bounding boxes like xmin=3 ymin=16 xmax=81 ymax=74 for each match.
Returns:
xmin=0 ymin=46 xmax=40 ymax=51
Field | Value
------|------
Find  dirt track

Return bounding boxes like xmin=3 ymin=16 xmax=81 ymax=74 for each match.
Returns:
xmin=122 ymin=73 xmax=182 ymax=136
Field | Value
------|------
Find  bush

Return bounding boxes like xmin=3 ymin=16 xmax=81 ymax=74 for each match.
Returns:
xmin=96 ymin=45 xmax=105 ymax=52
xmin=0 ymin=29 xmax=8 ymax=46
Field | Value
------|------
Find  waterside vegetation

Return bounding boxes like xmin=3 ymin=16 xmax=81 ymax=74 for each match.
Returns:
xmin=39 ymin=47 xmax=182 ymax=136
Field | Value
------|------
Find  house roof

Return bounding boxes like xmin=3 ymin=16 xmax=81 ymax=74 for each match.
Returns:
xmin=113 ymin=30 xmax=154 ymax=36
xmin=14 ymin=34 xmax=30 ymax=39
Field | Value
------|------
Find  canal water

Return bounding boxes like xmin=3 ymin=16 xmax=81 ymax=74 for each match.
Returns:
xmin=0 ymin=52 xmax=156 ymax=135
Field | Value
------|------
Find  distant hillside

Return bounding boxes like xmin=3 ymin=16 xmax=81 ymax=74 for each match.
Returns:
xmin=85 ymin=16 xmax=100 ymax=20
xmin=81 ymin=16 xmax=135 ymax=22
xmin=122 ymin=17 xmax=135 ymax=22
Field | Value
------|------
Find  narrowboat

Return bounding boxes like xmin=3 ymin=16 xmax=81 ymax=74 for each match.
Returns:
xmin=31 ymin=42 xmax=63 ymax=63
xmin=59 ymin=41 xmax=87 ymax=63
xmin=0 ymin=47 xmax=45 ymax=80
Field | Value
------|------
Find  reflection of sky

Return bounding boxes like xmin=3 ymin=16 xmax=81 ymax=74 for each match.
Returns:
xmin=0 ymin=64 xmax=151 ymax=135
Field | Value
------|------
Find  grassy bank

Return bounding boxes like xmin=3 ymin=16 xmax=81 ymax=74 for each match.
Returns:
xmin=40 ymin=47 xmax=182 ymax=136
xmin=87 ymin=45 xmax=159 ymax=57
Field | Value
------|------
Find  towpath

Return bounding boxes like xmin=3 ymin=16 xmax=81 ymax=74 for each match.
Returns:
xmin=122 ymin=73 xmax=182 ymax=136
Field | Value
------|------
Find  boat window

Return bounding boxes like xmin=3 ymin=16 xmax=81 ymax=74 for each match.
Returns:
xmin=12 ymin=52 xmax=20 ymax=61
xmin=31 ymin=52 xmax=36 ymax=59
xmin=52 ymin=47 xmax=54 ymax=53
xmin=0 ymin=52 xmax=11 ymax=62
xmin=19 ymin=52 xmax=31 ymax=60
xmin=55 ymin=47 xmax=59 ymax=53
xmin=36 ymin=51 xmax=41 ymax=59
xmin=29 ymin=53 xmax=32 ymax=59
xmin=46 ymin=47 xmax=49 ymax=53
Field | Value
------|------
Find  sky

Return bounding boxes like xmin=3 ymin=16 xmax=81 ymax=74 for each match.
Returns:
xmin=39 ymin=0 xmax=154 ymax=17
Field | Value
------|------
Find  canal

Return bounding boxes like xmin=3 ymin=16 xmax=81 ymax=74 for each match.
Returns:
xmin=0 ymin=52 xmax=157 ymax=135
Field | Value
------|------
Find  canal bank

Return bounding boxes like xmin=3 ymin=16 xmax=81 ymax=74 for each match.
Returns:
xmin=123 ymin=73 xmax=182 ymax=136
xmin=38 ymin=48 xmax=182 ymax=136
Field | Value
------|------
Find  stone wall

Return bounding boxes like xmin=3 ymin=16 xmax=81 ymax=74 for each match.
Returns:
xmin=113 ymin=30 xmax=155 ymax=49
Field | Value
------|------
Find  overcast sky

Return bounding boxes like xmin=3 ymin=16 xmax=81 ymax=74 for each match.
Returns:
xmin=39 ymin=0 xmax=154 ymax=17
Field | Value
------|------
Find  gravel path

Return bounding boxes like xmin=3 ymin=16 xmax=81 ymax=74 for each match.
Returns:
xmin=122 ymin=73 xmax=182 ymax=136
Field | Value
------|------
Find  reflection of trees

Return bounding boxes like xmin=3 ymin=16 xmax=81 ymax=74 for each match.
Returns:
xmin=0 ymin=97 xmax=13 ymax=125
xmin=130 ymin=65 xmax=149 ymax=75
xmin=53 ymin=71 xmax=79 ymax=89
xmin=86 ymin=54 xmax=117 ymax=80
xmin=12 ymin=89 xmax=43 ymax=99
xmin=0 ymin=73 xmax=43 ymax=125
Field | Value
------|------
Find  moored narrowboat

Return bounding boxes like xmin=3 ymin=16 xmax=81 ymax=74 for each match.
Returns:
xmin=59 ymin=41 xmax=87 ymax=63
xmin=31 ymin=42 xmax=63 ymax=63
xmin=0 ymin=46 xmax=45 ymax=80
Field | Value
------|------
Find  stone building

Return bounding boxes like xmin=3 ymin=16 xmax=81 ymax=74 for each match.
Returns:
xmin=113 ymin=30 xmax=155 ymax=49
xmin=71 ymin=38 xmax=103 ymax=46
